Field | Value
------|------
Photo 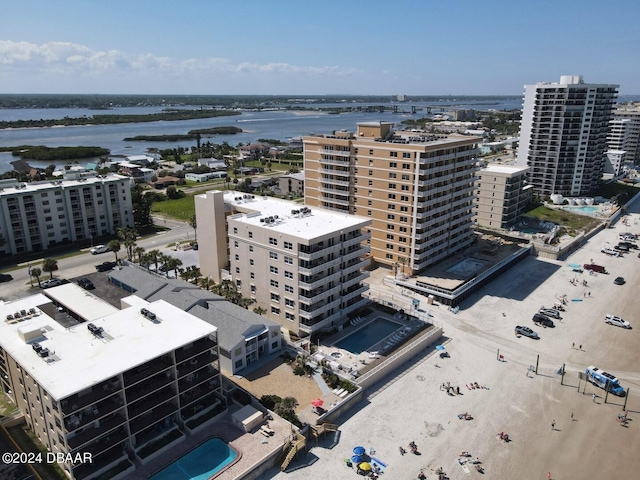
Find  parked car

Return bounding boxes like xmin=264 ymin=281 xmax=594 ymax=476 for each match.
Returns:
xmin=618 ymin=241 xmax=638 ymax=250
xmin=605 ymin=314 xmax=631 ymax=329
xmin=95 ymin=261 xmax=117 ymax=272
xmin=601 ymin=247 xmax=621 ymax=257
xmin=583 ymin=264 xmax=607 ymax=274
xmin=0 ymin=273 xmax=13 ymax=283
xmin=539 ymin=308 xmax=561 ymax=319
xmin=533 ymin=313 xmax=555 ymax=328
xmin=614 ymin=276 xmax=626 ymax=285
xmin=77 ymin=278 xmax=94 ymax=290
xmin=515 ymin=325 xmax=539 ymax=339
xmin=614 ymin=244 xmax=629 ymax=253
xmin=90 ymin=244 xmax=109 ymax=255
xmin=40 ymin=278 xmax=63 ymax=289
xmin=553 ymin=303 xmax=565 ymax=312
xmin=619 ymin=233 xmax=637 ymax=241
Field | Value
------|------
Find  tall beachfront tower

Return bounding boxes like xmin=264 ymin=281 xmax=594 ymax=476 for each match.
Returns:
xmin=303 ymin=122 xmax=479 ymax=275
xmin=516 ymin=75 xmax=618 ymax=197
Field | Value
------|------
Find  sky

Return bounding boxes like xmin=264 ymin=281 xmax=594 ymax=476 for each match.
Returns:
xmin=1 ymin=0 xmax=638 ymax=96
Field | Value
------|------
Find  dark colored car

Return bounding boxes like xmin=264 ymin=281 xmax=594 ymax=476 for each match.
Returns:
xmin=77 ymin=278 xmax=94 ymax=290
xmin=533 ymin=313 xmax=555 ymax=328
xmin=95 ymin=261 xmax=117 ymax=272
xmin=0 ymin=273 xmax=13 ymax=283
xmin=614 ymin=277 xmax=626 ymax=285
xmin=583 ymin=264 xmax=607 ymax=274
xmin=619 ymin=241 xmax=638 ymax=250
xmin=614 ymin=244 xmax=629 ymax=253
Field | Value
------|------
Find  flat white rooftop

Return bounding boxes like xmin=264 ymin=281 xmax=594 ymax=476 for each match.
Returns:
xmin=0 ymin=296 xmax=216 ymax=400
xmin=44 ymin=283 xmax=119 ymax=322
xmin=224 ymin=194 xmax=370 ymax=240
xmin=0 ymin=174 xmax=128 ymax=196
xmin=481 ymin=164 xmax=529 ymax=175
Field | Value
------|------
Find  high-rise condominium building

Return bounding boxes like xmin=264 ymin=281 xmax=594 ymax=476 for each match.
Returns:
xmin=474 ymin=165 xmax=532 ymax=229
xmin=0 ymin=174 xmax=134 ymax=256
xmin=303 ymin=122 xmax=479 ymax=275
xmin=609 ymin=103 xmax=640 ymax=165
xmin=516 ymin=75 xmax=619 ymax=197
xmin=195 ymin=191 xmax=371 ymax=336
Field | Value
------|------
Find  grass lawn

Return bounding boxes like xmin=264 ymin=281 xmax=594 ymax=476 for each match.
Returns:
xmin=7 ymin=425 xmax=67 ymax=480
xmin=0 ymin=391 xmax=18 ymax=418
xmin=525 ymin=205 xmax=602 ymax=233
xmin=151 ymin=194 xmax=196 ymax=221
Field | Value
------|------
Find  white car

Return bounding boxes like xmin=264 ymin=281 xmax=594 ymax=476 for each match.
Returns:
xmin=605 ymin=314 xmax=631 ymax=329
xmin=90 ymin=244 xmax=109 ymax=255
xmin=601 ymin=247 xmax=621 ymax=257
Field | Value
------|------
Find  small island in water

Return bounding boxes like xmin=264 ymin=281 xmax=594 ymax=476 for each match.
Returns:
xmin=124 ymin=126 xmax=243 ymax=141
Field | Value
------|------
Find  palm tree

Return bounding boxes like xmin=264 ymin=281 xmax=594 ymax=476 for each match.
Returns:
xmin=42 ymin=258 xmax=58 ymax=279
xmin=165 ymin=257 xmax=183 ymax=278
xmin=134 ymin=246 xmax=145 ymax=264
xmin=147 ymin=249 xmax=161 ymax=271
xmin=253 ymin=306 xmax=267 ymax=315
xmin=108 ymin=240 xmax=121 ymax=262
xmin=30 ymin=267 xmax=42 ymax=287
xmin=187 ymin=214 xmax=197 ymax=245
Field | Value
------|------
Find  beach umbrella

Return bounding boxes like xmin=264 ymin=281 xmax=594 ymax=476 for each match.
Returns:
xmin=359 ymin=462 xmax=372 ymax=471
xmin=351 ymin=454 xmax=365 ymax=464
xmin=353 ymin=446 xmax=366 ymax=455
xmin=311 ymin=398 xmax=324 ymax=408
xmin=435 ymin=345 xmax=446 ymax=351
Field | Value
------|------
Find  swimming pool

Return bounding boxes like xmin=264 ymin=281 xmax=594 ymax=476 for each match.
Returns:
xmin=562 ymin=205 xmax=599 ymax=214
xmin=335 ymin=318 xmax=401 ymax=354
xmin=150 ymin=437 xmax=238 ymax=480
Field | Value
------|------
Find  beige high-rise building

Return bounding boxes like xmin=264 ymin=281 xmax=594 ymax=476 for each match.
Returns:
xmin=303 ymin=122 xmax=479 ymax=275
xmin=474 ymin=165 xmax=532 ymax=229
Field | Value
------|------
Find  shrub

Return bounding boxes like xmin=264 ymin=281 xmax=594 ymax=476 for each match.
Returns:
xmin=260 ymin=394 xmax=282 ymax=410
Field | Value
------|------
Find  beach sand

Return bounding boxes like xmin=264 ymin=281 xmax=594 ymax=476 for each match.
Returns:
xmin=260 ymin=202 xmax=640 ymax=480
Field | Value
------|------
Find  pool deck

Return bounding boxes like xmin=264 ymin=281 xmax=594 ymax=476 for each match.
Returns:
xmin=126 ymin=413 xmax=294 ymax=480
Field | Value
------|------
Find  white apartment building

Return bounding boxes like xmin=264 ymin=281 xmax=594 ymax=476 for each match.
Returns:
xmin=474 ymin=165 xmax=532 ymax=229
xmin=0 ymin=174 xmax=134 ymax=256
xmin=0 ymin=288 xmax=222 ymax=480
xmin=195 ymin=191 xmax=371 ymax=336
xmin=516 ymin=75 xmax=619 ymax=197
xmin=609 ymin=104 xmax=640 ymax=165
xmin=303 ymin=122 xmax=479 ymax=274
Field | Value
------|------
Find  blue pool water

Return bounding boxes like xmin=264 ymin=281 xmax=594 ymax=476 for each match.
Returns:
xmin=150 ymin=437 xmax=238 ymax=480
xmin=562 ymin=205 xmax=599 ymax=214
xmin=335 ymin=318 xmax=401 ymax=354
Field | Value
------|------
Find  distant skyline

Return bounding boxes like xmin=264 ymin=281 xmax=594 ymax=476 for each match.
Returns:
xmin=1 ymin=0 xmax=638 ymax=96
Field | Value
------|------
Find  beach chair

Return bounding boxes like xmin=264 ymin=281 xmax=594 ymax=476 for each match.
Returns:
xmin=339 ymin=390 xmax=349 ymax=398
xmin=334 ymin=388 xmax=345 ymax=396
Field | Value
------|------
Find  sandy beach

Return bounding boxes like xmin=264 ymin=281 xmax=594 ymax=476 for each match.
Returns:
xmin=259 ymin=201 xmax=640 ymax=480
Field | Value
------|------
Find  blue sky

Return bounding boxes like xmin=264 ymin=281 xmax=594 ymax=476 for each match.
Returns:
xmin=1 ymin=0 xmax=638 ymax=95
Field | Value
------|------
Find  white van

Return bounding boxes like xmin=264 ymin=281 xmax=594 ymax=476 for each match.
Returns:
xmin=601 ymin=247 xmax=620 ymax=257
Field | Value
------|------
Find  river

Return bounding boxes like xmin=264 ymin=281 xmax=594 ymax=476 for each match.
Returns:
xmin=1 ymin=95 xmax=637 ymax=173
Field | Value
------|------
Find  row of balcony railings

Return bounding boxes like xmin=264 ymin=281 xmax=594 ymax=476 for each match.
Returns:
xmin=178 ymin=365 xmax=218 ymax=392
xmin=72 ymin=442 xmax=129 ymax=480
xmin=71 ymin=426 xmax=128 ymax=458
xmin=126 ymin=370 xmax=175 ymax=404
xmin=174 ymin=337 xmax=217 ymax=363
xmin=63 ymin=394 xmax=124 ymax=431
xmin=67 ymin=411 xmax=127 ymax=449
xmin=123 ymin=354 xmax=173 ymax=387
xmin=179 ymin=380 xmax=218 ymax=410
xmin=130 ymin=399 xmax=178 ymax=434
xmin=61 ymin=377 xmax=121 ymax=416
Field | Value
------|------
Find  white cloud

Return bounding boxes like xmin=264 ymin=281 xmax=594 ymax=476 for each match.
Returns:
xmin=0 ymin=40 xmax=357 ymax=92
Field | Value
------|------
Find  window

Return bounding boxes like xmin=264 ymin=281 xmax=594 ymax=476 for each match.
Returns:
xmin=401 ymin=195 xmax=409 ymax=201
xmin=401 ymin=174 xmax=410 ymax=180
xmin=388 ymin=183 xmax=396 ymax=189
xmin=269 ymin=237 xmax=278 ymax=246
xmin=250 ymin=272 xmax=255 ymax=279
xmin=233 ymin=227 xmax=238 ymax=234
xmin=386 ymin=243 xmax=394 ymax=250
xmin=285 ymin=299 xmax=295 ymax=308
xmin=386 ymin=253 xmax=394 ymax=259
xmin=272 ymin=341 xmax=278 ymax=349
xmin=399 ymin=237 xmax=407 ymax=243
xmin=390 ymin=152 xmax=398 ymax=157
xmin=369 ymin=170 xmax=373 ymax=176
xmin=249 ymin=245 xmax=254 ymax=252
xmin=387 ymin=224 xmax=394 ymax=230
xmin=403 ymin=153 xmax=411 ymax=159
xmin=388 ymin=204 xmax=395 ymax=210
xmin=368 ymin=179 xmax=373 ymax=186
xmin=250 ymin=259 xmax=254 ymax=266
xmin=271 ymin=306 xmax=280 ymax=315
xmin=390 ymin=162 xmax=397 ymax=167
xmin=389 ymin=173 xmax=397 ymax=179
xmin=269 ymin=252 xmax=278 ymax=260
xmin=369 ymin=149 xmax=374 ymax=155
xmin=367 ymin=200 xmax=372 ymax=206
xmin=368 ymin=210 xmax=372 ymax=216
xmin=386 ymin=234 xmax=394 ymax=240
xmin=387 ymin=214 xmax=395 ymax=220
xmin=399 ymin=226 xmax=407 ymax=232
xmin=270 ymin=279 xmax=279 ymax=288
xmin=235 ymin=267 xmax=240 ymax=274
xmin=400 ymin=216 xmax=408 ymax=222
xmin=248 ymin=231 xmax=253 ymax=239
xmin=270 ymin=266 xmax=279 ymax=274
xmin=401 ymin=185 xmax=409 ymax=191
xmin=284 ymin=256 xmax=293 ymax=265
xmin=284 ymin=241 xmax=293 ymax=250
xmin=400 ymin=206 xmax=408 ymax=212
xmin=235 ymin=254 xmax=239 ymax=261
xmin=236 ymin=279 xmax=242 ymax=288
xmin=398 ymin=246 xmax=406 ymax=253
xmin=251 ymin=285 xmax=256 ymax=293
xmin=234 ymin=240 xmax=239 ymax=248
xmin=270 ymin=293 xmax=280 ymax=302
xmin=285 ymin=285 xmax=294 ymax=293
xmin=285 ymin=271 xmax=293 ymax=279
xmin=286 ymin=312 xmax=295 ymax=322
xmin=388 ymin=193 xmax=396 ymax=199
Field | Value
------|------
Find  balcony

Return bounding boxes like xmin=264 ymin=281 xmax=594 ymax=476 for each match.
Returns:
xmin=125 ymin=369 xmax=175 ymax=404
xmin=321 ymin=178 xmax=351 ymax=187
xmin=178 ymin=365 xmax=219 ymax=392
xmin=342 ymin=234 xmax=369 ymax=248
xmin=299 ymin=257 xmax=341 ymax=276
xmin=175 ymin=337 xmax=217 ymax=363
xmin=67 ymin=412 xmax=127 ymax=449
xmin=128 ymin=386 xmax=177 ymax=420
xmin=72 ymin=444 xmax=130 ymax=480
xmin=298 ymin=244 xmax=336 ymax=261
xmin=63 ymin=395 xmax=124 ymax=431
xmin=71 ymin=426 xmax=128 ymax=458
xmin=62 ymin=378 xmax=122 ymax=415
xmin=320 ymin=195 xmax=351 ymax=206
xmin=180 ymin=390 xmax=222 ymax=421
xmin=299 ymin=271 xmax=342 ymax=291
xmin=177 ymin=350 xmax=217 ymax=378
xmin=298 ymin=285 xmax=342 ymax=306
xmin=320 ymin=148 xmax=350 ymax=157
xmin=129 ymin=400 xmax=178 ymax=434
xmin=342 ymin=247 xmax=370 ymax=263
xmin=317 ymin=157 xmax=350 ymax=166
xmin=179 ymin=380 xmax=219 ymax=410
xmin=123 ymin=355 xmax=173 ymax=387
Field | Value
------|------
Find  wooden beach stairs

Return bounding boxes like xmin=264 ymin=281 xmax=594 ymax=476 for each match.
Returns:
xmin=280 ymin=432 xmax=307 ymax=471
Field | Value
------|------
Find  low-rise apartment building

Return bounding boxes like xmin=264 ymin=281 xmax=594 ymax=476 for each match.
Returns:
xmin=474 ymin=165 xmax=532 ymax=229
xmin=195 ymin=192 xmax=371 ymax=336
xmin=0 ymin=174 xmax=133 ymax=257
xmin=303 ymin=122 xmax=479 ymax=274
xmin=0 ymin=288 xmax=222 ymax=480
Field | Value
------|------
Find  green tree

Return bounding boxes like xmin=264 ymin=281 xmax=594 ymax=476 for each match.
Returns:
xmin=30 ymin=266 xmax=42 ymax=287
xmin=42 ymin=258 xmax=58 ymax=279
xmin=147 ymin=249 xmax=161 ymax=271
xmin=134 ymin=246 xmax=145 ymax=263
xmin=108 ymin=240 xmax=121 ymax=261
xmin=253 ymin=306 xmax=267 ymax=315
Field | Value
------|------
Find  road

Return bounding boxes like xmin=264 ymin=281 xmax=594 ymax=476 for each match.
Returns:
xmin=0 ymin=216 xmax=191 ymax=301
